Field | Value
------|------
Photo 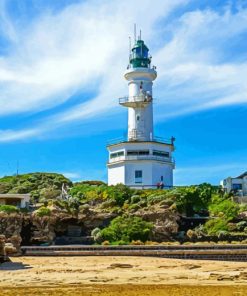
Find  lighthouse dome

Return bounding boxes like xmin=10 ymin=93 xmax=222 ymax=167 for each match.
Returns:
xmin=129 ymin=40 xmax=151 ymax=68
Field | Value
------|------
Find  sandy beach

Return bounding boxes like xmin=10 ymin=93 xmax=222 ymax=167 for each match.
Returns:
xmin=0 ymin=256 xmax=246 ymax=295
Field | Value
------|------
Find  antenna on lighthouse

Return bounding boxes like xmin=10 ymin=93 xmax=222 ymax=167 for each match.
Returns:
xmin=140 ymin=29 xmax=142 ymax=40
xmin=134 ymin=23 xmax=136 ymax=42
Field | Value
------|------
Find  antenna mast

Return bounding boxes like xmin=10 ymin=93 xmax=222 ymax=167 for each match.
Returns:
xmin=134 ymin=23 xmax=136 ymax=42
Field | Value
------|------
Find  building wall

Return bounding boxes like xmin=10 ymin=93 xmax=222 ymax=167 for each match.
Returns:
xmin=127 ymin=79 xmax=154 ymax=141
xmin=242 ymin=177 xmax=247 ymax=195
xmin=151 ymin=162 xmax=173 ymax=187
xmin=107 ymin=141 xmax=174 ymax=187
xmin=221 ymin=177 xmax=247 ymax=196
xmin=108 ymin=161 xmax=173 ymax=188
xmin=125 ymin=161 xmax=153 ymax=186
xmin=0 ymin=194 xmax=30 ymax=208
xmin=108 ymin=164 xmax=125 ymax=185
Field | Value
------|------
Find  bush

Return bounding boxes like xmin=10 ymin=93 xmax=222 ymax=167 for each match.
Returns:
xmin=0 ymin=173 xmax=72 ymax=201
xmin=209 ymin=198 xmax=239 ymax=221
xmin=36 ymin=207 xmax=51 ymax=217
xmin=174 ymin=184 xmax=213 ymax=216
xmin=75 ymin=180 xmax=107 ymax=186
xmin=91 ymin=227 xmax=102 ymax=243
xmin=130 ymin=195 xmax=141 ymax=204
xmin=236 ymin=221 xmax=247 ymax=231
xmin=0 ymin=205 xmax=19 ymax=214
xmin=204 ymin=218 xmax=229 ymax=235
xmin=147 ymin=194 xmax=167 ymax=205
xmin=107 ymin=184 xmax=134 ymax=206
xmin=100 ymin=216 xmax=153 ymax=243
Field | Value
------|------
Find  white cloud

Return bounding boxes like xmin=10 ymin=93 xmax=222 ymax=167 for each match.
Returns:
xmin=154 ymin=7 xmax=247 ymax=119
xmin=0 ymin=1 xmax=247 ymax=141
xmin=0 ymin=128 xmax=40 ymax=142
xmin=0 ymin=0 xmax=187 ymax=116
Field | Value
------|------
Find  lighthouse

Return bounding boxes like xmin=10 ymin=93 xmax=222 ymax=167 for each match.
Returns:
xmin=107 ymin=34 xmax=175 ymax=188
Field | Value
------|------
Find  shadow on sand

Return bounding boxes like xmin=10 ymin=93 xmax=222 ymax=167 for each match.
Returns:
xmin=0 ymin=260 xmax=32 ymax=271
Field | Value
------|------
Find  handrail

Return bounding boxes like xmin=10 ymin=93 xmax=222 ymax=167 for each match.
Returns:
xmin=119 ymin=95 xmax=152 ymax=104
xmin=107 ymin=136 xmax=174 ymax=146
xmin=108 ymin=155 xmax=175 ymax=164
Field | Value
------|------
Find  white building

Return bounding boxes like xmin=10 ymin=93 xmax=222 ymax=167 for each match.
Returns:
xmin=0 ymin=194 xmax=30 ymax=208
xmin=220 ymin=171 xmax=247 ymax=196
xmin=107 ymin=35 xmax=175 ymax=188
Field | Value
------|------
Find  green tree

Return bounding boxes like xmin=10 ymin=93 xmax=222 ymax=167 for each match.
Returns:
xmin=100 ymin=216 xmax=153 ymax=244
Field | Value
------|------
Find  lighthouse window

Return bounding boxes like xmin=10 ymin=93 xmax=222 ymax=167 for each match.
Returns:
xmin=153 ymin=150 xmax=169 ymax=158
xmin=136 ymin=115 xmax=140 ymax=121
xmin=110 ymin=151 xmax=124 ymax=159
xmin=135 ymin=170 xmax=143 ymax=184
xmin=127 ymin=150 xmax=149 ymax=156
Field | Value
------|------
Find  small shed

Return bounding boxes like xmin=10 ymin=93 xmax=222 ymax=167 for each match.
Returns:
xmin=0 ymin=194 xmax=30 ymax=208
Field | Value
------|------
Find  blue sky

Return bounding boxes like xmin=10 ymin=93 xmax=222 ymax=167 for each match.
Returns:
xmin=0 ymin=0 xmax=246 ymax=185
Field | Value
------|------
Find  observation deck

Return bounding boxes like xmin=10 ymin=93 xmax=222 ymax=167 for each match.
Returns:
xmin=107 ymin=136 xmax=175 ymax=147
xmin=108 ymin=154 xmax=175 ymax=166
xmin=119 ymin=94 xmax=152 ymax=108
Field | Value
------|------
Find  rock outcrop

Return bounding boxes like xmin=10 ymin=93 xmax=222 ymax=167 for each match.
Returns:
xmin=134 ymin=205 xmax=179 ymax=242
xmin=0 ymin=213 xmax=23 ymax=254
xmin=0 ymin=235 xmax=16 ymax=263
xmin=0 ymin=202 xmax=180 ymax=248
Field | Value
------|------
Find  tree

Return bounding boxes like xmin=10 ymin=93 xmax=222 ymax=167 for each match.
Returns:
xmin=100 ymin=216 xmax=153 ymax=244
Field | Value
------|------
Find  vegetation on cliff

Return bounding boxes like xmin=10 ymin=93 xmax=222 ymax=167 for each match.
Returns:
xmin=92 ymin=216 xmax=153 ymax=244
xmin=0 ymin=173 xmax=72 ymax=202
xmin=0 ymin=173 xmax=247 ymax=246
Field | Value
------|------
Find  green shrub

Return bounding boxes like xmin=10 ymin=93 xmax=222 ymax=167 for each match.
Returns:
xmin=204 ymin=218 xmax=229 ymax=235
xmin=0 ymin=205 xmax=19 ymax=214
xmin=100 ymin=216 xmax=153 ymax=243
xmin=147 ymin=194 xmax=167 ymax=205
xmin=36 ymin=207 xmax=51 ymax=217
xmin=236 ymin=221 xmax=247 ymax=231
xmin=209 ymin=198 xmax=239 ymax=221
xmin=174 ymin=184 xmax=213 ymax=216
xmin=107 ymin=184 xmax=134 ymax=206
xmin=130 ymin=195 xmax=141 ymax=204
xmin=75 ymin=180 xmax=107 ymax=186
xmin=0 ymin=173 xmax=72 ymax=202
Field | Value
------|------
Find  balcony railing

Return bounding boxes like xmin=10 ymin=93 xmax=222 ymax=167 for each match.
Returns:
xmin=107 ymin=136 xmax=175 ymax=146
xmin=119 ymin=95 xmax=152 ymax=108
xmin=108 ymin=155 xmax=175 ymax=165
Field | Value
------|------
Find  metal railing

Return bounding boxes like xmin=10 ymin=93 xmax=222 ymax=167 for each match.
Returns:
xmin=107 ymin=136 xmax=174 ymax=146
xmin=108 ymin=155 xmax=175 ymax=164
xmin=119 ymin=95 xmax=152 ymax=104
xmin=127 ymin=184 xmax=173 ymax=189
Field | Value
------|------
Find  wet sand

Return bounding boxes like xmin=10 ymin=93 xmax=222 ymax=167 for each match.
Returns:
xmin=0 ymin=256 xmax=246 ymax=295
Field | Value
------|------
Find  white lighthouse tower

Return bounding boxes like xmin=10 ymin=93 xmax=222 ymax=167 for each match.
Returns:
xmin=107 ymin=34 xmax=175 ymax=188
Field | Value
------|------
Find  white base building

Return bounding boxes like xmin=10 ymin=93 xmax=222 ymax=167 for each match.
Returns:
xmin=220 ymin=171 xmax=247 ymax=196
xmin=107 ymin=35 xmax=175 ymax=189
xmin=107 ymin=140 xmax=174 ymax=188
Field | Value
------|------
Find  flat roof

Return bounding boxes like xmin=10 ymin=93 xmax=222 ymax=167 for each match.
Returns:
xmin=0 ymin=194 xmax=30 ymax=199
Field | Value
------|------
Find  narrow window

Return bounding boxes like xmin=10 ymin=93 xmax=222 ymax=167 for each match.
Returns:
xmin=135 ymin=170 xmax=143 ymax=184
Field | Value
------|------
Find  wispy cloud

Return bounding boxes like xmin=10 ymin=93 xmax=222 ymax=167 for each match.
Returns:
xmin=0 ymin=0 xmax=247 ymax=142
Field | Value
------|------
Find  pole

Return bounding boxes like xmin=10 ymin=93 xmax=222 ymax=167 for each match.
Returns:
xmin=134 ymin=23 xmax=136 ymax=42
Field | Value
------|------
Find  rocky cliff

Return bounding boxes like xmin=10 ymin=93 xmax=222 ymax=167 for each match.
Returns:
xmin=0 ymin=202 xmax=180 ymax=250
